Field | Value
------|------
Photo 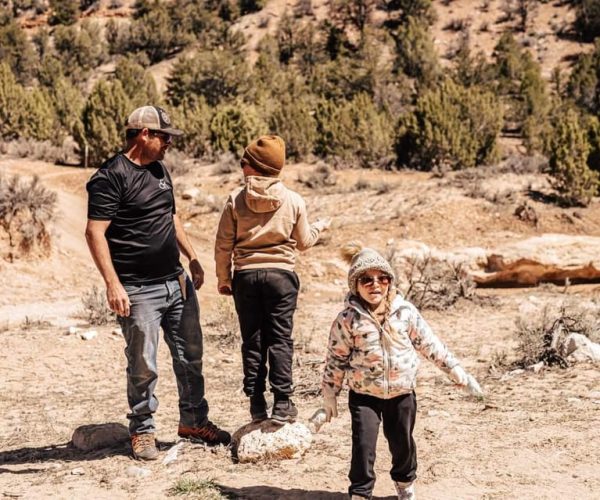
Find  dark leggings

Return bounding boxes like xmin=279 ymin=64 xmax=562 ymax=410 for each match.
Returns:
xmin=348 ymin=390 xmax=417 ymax=499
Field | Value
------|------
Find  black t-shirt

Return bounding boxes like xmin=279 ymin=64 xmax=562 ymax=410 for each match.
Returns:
xmin=86 ymin=153 xmax=183 ymax=285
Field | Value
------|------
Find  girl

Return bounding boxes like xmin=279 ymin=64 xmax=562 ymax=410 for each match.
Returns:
xmin=322 ymin=244 xmax=483 ymax=500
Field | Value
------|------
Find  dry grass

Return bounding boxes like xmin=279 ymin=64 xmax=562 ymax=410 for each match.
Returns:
xmin=80 ymin=285 xmax=116 ymax=326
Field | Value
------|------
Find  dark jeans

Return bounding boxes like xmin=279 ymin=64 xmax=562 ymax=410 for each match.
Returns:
xmin=118 ymin=274 xmax=208 ymax=435
xmin=232 ymin=268 xmax=299 ymax=399
xmin=348 ymin=390 xmax=417 ymax=499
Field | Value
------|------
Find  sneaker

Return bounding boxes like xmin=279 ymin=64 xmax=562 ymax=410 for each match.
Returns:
xmin=394 ymin=481 xmax=416 ymax=500
xmin=131 ymin=433 xmax=159 ymax=461
xmin=271 ymin=398 xmax=298 ymax=424
xmin=178 ymin=421 xmax=231 ymax=446
xmin=250 ymin=394 xmax=268 ymax=423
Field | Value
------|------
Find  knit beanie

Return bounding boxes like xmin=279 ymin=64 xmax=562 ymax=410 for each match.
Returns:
xmin=242 ymin=135 xmax=286 ymax=177
xmin=342 ymin=242 xmax=395 ymax=295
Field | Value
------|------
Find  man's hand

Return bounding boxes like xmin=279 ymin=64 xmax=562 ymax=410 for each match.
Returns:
xmin=218 ymin=285 xmax=232 ymax=296
xmin=107 ymin=281 xmax=130 ymax=317
xmin=189 ymin=259 xmax=204 ymax=289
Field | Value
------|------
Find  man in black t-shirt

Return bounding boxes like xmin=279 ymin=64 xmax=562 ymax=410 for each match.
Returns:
xmin=85 ymin=106 xmax=230 ymax=460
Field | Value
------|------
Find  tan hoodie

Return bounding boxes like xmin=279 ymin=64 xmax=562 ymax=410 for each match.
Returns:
xmin=215 ymin=176 xmax=326 ymax=288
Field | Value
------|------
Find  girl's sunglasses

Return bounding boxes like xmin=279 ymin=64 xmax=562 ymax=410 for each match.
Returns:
xmin=358 ymin=275 xmax=391 ymax=286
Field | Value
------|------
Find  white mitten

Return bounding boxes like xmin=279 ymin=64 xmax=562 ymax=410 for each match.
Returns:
xmin=449 ymin=366 xmax=484 ymax=398
xmin=465 ymin=373 xmax=484 ymax=398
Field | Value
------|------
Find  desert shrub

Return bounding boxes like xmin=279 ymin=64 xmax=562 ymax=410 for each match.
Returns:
xmin=48 ymin=77 xmax=84 ymax=144
xmin=166 ymin=50 xmax=251 ymax=108
xmin=212 ymin=152 xmax=239 ymax=174
xmin=514 ymin=303 xmax=600 ymax=368
xmin=543 ymin=106 xmax=599 ymax=207
xmin=389 ymin=253 xmax=477 ymax=310
xmin=314 ymin=93 xmax=393 ymax=168
xmin=49 ymin=0 xmax=79 ymax=25
xmin=210 ymin=102 xmax=267 ymax=156
xmin=566 ymin=40 xmax=600 ymax=116
xmin=77 ymin=79 xmax=131 ymax=168
xmin=113 ymin=56 xmax=159 ymax=107
xmin=0 ymin=174 xmax=57 ymax=261
xmin=0 ymin=16 xmax=37 ymax=84
xmin=4 ymin=138 xmax=77 ymax=164
xmin=80 ymin=285 xmax=115 ymax=326
xmin=575 ymin=0 xmax=600 ymax=42
xmin=297 ymin=163 xmax=337 ymax=188
xmin=168 ymin=478 xmax=227 ymax=499
xmin=396 ymin=78 xmax=502 ymax=170
xmin=239 ymin=0 xmax=265 ymax=14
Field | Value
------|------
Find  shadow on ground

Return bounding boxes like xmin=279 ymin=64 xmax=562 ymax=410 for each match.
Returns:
xmin=219 ymin=485 xmax=396 ymax=500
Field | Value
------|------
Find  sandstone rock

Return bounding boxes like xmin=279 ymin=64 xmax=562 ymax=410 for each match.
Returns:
xmin=79 ymin=330 xmax=97 ymax=340
xmin=71 ymin=423 xmax=129 ymax=451
xmin=181 ymin=188 xmax=200 ymax=200
xmin=232 ymin=420 xmax=312 ymax=464
xmin=560 ymin=333 xmax=600 ymax=364
xmin=126 ymin=465 xmax=151 ymax=478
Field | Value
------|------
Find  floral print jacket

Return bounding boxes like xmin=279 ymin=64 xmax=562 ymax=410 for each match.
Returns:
xmin=322 ymin=294 xmax=461 ymax=399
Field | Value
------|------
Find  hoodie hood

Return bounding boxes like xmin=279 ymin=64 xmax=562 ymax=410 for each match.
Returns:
xmin=244 ymin=176 xmax=286 ymax=213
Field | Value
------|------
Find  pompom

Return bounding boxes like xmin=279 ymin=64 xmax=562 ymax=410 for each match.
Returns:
xmin=341 ymin=241 xmax=363 ymax=264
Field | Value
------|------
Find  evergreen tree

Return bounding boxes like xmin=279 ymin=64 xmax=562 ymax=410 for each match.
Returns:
xmin=544 ymin=106 xmax=599 ymax=206
xmin=114 ymin=56 xmax=159 ymax=107
xmin=49 ymin=0 xmax=79 ymax=25
xmin=77 ymin=80 xmax=131 ymax=168
xmin=210 ymin=101 xmax=267 ymax=155
xmin=0 ymin=17 xmax=37 ymax=84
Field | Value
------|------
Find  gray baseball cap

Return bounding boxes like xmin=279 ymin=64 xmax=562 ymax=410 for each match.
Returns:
xmin=126 ymin=105 xmax=184 ymax=136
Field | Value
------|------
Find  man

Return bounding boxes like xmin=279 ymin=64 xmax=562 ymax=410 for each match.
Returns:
xmin=215 ymin=135 xmax=330 ymax=424
xmin=85 ymin=105 xmax=230 ymax=461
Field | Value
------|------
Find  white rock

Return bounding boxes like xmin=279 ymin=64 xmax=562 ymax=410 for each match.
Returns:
xmin=67 ymin=326 xmax=81 ymax=335
xmin=162 ymin=441 xmax=184 ymax=466
xmin=232 ymin=420 xmax=312 ymax=464
xmin=80 ymin=330 xmax=97 ymax=341
xmin=560 ymin=333 xmax=600 ymax=364
xmin=70 ymin=467 xmax=85 ymax=475
xmin=126 ymin=466 xmax=151 ymax=478
xmin=111 ymin=327 xmax=122 ymax=336
xmin=526 ymin=361 xmax=545 ymax=373
xmin=426 ymin=410 xmax=451 ymax=418
xmin=586 ymin=391 xmax=600 ymax=400
xmin=181 ymin=188 xmax=200 ymax=200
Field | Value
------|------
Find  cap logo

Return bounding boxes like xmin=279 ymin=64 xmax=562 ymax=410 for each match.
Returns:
xmin=159 ymin=109 xmax=171 ymax=126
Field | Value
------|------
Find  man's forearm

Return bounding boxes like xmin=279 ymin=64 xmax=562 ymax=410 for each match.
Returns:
xmin=173 ymin=214 xmax=197 ymax=262
xmin=85 ymin=230 xmax=121 ymax=286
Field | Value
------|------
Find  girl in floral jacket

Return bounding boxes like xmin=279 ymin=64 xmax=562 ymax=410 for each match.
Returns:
xmin=322 ymin=244 xmax=483 ymax=500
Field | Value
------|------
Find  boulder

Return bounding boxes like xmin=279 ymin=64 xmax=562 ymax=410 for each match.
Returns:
xmin=560 ymin=333 xmax=600 ymax=364
xmin=232 ymin=420 xmax=312 ymax=464
xmin=71 ymin=423 xmax=129 ymax=451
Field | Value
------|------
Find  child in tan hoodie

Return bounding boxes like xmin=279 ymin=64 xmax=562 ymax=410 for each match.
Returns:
xmin=215 ymin=135 xmax=330 ymax=423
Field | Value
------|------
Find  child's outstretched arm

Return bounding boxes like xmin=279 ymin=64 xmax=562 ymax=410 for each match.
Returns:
xmin=406 ymin=303 xmax=484 ymax=398
xmin=214 ymin=196 xmax=236 ymax=295
xmin=321 ymin=314 xmax=352 ymax=421
xmin=291 ymin=197 xmax=331 ymax=251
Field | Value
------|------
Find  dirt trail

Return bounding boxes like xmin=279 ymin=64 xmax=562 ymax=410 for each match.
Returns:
xmin=1 ymin=158 xmax=599 ymax=499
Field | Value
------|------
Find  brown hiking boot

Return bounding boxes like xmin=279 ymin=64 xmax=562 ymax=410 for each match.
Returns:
xmin=131 ymin=433 xmax=159 ymax=461
xmin=178 ymin=421 xmax=231 ymax=446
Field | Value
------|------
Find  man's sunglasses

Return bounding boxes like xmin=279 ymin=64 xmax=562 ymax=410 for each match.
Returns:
xmin=358 ymin=275 xmax=392 ymax=286
xmin=149 ymin=130 xmax=173 ymax=144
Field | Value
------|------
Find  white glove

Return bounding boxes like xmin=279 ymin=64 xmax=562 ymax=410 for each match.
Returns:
xmin=449 ymin=366 xmax=484 ymax=398
xmin=314 ymin=217 xmax=332 ymax=232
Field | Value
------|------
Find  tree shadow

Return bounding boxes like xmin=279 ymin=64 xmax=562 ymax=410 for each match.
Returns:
xmin=219 ymin=485 xmax=396 ymax=500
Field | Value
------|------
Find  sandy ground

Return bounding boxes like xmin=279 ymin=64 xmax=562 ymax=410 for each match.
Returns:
xmin=0 ymin=157 xmax=599 ymax=500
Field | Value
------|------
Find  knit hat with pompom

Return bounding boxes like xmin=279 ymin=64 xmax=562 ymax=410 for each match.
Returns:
xmin=341 ymin=242 xmax=395 ymax=295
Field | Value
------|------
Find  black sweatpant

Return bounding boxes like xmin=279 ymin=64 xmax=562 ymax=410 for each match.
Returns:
xmin=348 ymin=390 xmax=417 ymax=499
xmin=232 ymin=268 xmax=299 ymax=398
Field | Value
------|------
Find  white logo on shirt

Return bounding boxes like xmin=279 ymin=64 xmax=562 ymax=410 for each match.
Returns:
xmin=159 ymin=179 xmax=168 ymax=189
